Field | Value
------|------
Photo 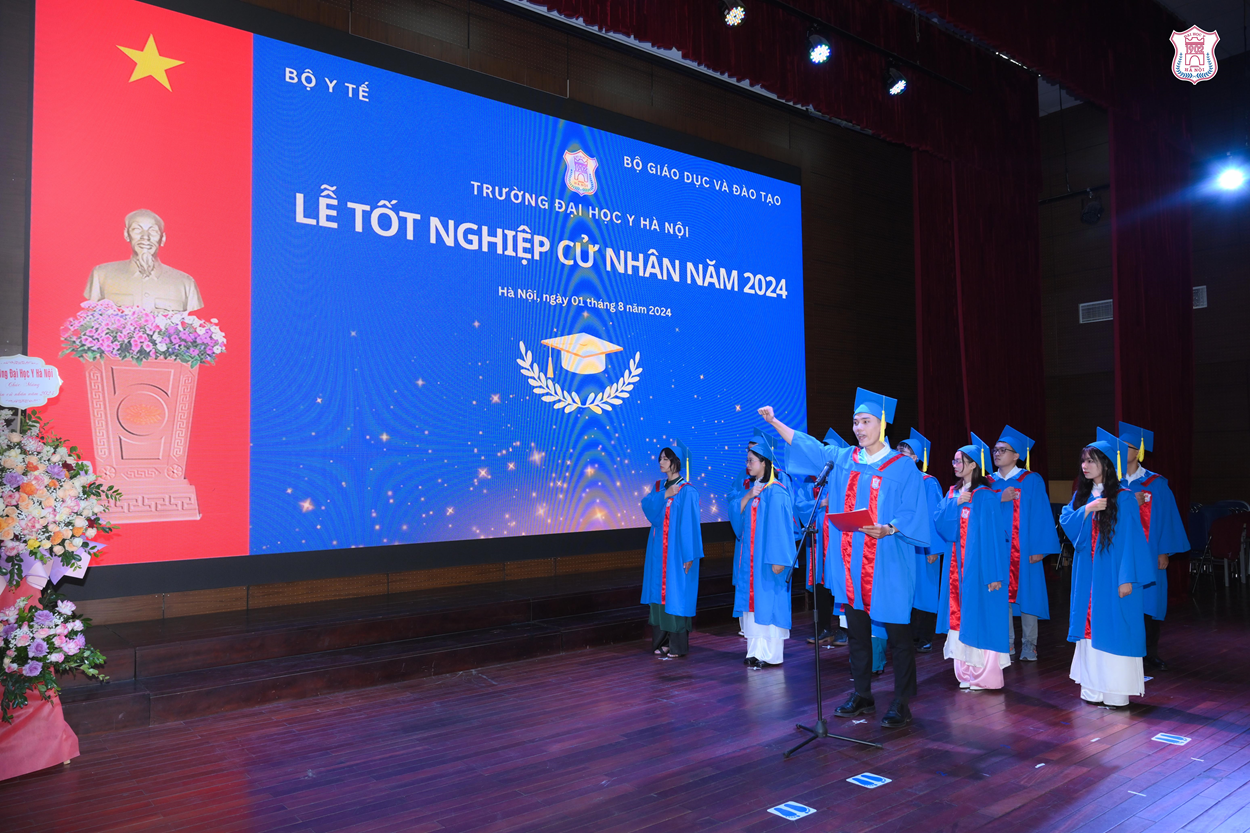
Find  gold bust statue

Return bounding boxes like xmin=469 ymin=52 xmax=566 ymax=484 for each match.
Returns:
xmin=84 ymin=209 xmax=203 ymax=312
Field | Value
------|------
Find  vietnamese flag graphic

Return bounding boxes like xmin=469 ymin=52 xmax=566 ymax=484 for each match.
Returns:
xmin=28 ymin=0 xmax=252 ymax=565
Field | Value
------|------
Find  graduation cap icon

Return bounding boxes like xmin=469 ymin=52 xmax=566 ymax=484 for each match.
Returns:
xmin=540 ymin=332 xmax=623 ymax=375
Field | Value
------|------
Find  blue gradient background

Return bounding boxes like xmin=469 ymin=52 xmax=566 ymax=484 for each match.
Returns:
xmin=249 ymin=36 xmax=805 ymax=554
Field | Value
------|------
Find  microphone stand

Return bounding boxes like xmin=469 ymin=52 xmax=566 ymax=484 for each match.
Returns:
xmin=785 ymin=465 xmax=884 ymax=758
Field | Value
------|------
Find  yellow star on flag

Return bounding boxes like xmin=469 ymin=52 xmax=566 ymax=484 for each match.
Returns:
xmin=117 ymin=35 xmax=184 ymax=90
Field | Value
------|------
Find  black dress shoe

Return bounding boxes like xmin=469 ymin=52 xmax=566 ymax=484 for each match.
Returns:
xmin=834 ymin=694 xmax=875 ymax=718
xmin=831 ymin=629 xmax=849 ymax=646
xmin=744 ymin=657 xmax=759 ymax=667
xmin=916 ymin=642 xmax=933 ymax=654
xmin=880 ymin=699 xmax=912 ymax=728
xmin=1145 ymin=655 xmax=1168 ymax=671
xmin=756 ymin=660 xmax=778 ymax=669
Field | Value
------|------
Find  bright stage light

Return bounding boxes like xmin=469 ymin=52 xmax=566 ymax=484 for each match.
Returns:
xmin=1216 ymin=166 xmax=1246 ymax=190
xmin=720 ymin=1 xmax=745 ymax=26
xmin=886 ymin=66 xmax=907 ymax=96
xmin=808 ymin=31 xmax=831 ymax=64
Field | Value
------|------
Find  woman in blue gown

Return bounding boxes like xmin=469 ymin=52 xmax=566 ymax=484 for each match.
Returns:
xmin=729 ymin=435 xmax=796 ymax=669
xmin=1059 ymin=434 xmax=1151 ymax=708
xmin=936 ymin=438 xmax=1010 ymax=690
xmin=640 ymin=441 xmax=703 ymax=658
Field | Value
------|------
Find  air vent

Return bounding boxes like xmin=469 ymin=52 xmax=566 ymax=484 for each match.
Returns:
xmin=1079 ymin=299 xmax=1113 ymax=323
xmin=1193 ymin=285 xmax=1208 ymax=309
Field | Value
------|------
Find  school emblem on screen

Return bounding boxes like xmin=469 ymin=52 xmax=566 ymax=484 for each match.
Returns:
xmin=1169 ymin=25 xmax=1219 ymax=84
xmin=562 ymin=149 xmax=599 ymax=196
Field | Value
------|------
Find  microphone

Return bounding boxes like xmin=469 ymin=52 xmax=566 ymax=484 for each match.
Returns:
xmin=813 ymin=460 xmax=835 ymax=489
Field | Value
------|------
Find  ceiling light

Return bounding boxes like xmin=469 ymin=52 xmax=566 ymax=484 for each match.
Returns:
xmin=886 ymin=66 xmax=907 ymax=96
xmin=720 ymin=1 xmax=746 ymax=27
xmin=808 ymin=30 xmax=831 ymax=64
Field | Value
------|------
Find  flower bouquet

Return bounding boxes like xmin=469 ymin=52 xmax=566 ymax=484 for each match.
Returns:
xmin=1 ymin=592 xmax=106 ymax=723
xmin=1 ymin=407 xmax=119 ymax=589
xmin=60 ymin=299 xmax=226 ymax=367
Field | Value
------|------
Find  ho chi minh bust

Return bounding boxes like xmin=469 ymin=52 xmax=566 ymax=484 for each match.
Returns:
xmin=84 ymin=209 xmax=203 ymax=312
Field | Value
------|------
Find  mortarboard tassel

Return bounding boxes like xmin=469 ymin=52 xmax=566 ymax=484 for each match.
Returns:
xmin=1116 ymin=449 xmax=1122 ymax=481
xmin=1025 ymin=447 xmax=1030 ymax=471
xmin=1137 ymin=438 xmax=1145 ymax=463
xmin=980 ymin=448 xmax=985 ymax=474
xmin=879 ymin=409 xmax=886 ymax=444
xmin=922 ymin=447 xmax=928 ymax=473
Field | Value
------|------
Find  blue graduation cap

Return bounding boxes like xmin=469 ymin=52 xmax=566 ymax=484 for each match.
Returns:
xmin=823 ymin=428 xmax=850 ymax=449
xmin=901 ymin=428 xmax=931 ymax=473
xmin=997 ymin=425 xmax=1035 ymax=471
xmin=853 ymin=387 xmax=898 ymax=444
xmin=959 ymin=432 xmax=992 ymax=474
xmin=1118 ymin=421 xmax=1153 ymax=463
xmin=750 ymin=433 xmax=780 ymax=473
xmin=672 ymin=438 xmax=691 ymax=479
xmin=1093 ymin=427 xmax=1131 ymax=481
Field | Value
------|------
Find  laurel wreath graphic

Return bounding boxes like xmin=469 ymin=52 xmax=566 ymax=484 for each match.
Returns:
xmin=517 ymin=341 xmax=642 ymax=414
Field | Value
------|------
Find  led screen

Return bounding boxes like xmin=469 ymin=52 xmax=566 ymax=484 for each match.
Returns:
xmin=27 ymin=0 xmax=805 ymax=565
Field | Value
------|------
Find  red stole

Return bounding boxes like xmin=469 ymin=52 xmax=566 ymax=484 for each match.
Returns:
xmin=1137 ymin=474 xmax=1160 ymax=541
xmin=659 ymin=482 xmax=686 ymax=603
xmin=836 ymin=450 xmax=905 ymax=614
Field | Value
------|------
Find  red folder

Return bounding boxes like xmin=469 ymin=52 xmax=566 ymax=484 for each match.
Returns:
xmin=824 ymin=509 xmax=874 ymax=533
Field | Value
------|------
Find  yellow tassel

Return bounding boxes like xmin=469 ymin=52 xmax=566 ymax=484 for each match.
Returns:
xmin=1025 ymin=447 xmax=1030 ymax=471
xmin=980 ymin=448 xmax=985 ymax=473
xmin=922 ymin=447 xmax=928 ymax=473
xmin=879 ymin=410 xmax=886 ymax=444
xmin=1116 ymin=450 xmax=1122 ymax=481
xmin=1137 ymin=441 xmax=1145 ymax=463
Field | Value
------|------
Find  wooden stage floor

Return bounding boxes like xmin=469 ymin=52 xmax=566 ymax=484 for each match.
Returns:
xmin=4 ymin=583 xmax=1249 ymax=833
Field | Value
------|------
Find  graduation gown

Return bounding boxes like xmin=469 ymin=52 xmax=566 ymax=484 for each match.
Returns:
xmin=640 ymin=479 xmax=704 ymax=617
xmin=793 ymin=475 xmax=827 ymax=591
xmin=788 ymin=433 xmax=930 ymax=625
xmin=989 ymin=469 xmax=1059 ymax=620
xmin=730 ymin=479 xmax=796 ymax=630
xmin=727 ymin=473 xmax=752 ymax=589
xmin=1122 ymin=470 xmax=1188 ymax=621
xmin=935 ymin=486 xmax=1010 ymax=653
xmin=1060 ymin=491 xmax=1150 ymax=657
xmin=913 ymin=473 xmax=947 ymax=614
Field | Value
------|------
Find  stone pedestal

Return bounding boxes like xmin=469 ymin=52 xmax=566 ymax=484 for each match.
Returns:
xmin=84 ymin=357 xmax=200 ymax=523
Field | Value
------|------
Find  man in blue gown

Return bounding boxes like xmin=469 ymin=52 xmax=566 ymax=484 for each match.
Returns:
xmin=805 ymin=429 xmax=851 ymax=649
xmin=759 ymin=389 xmax=930 ymax=728
xmin=989 ymin=426 xmax=1060 ymax=662
xmin=898 ymin=429 xmax=946 ymax=653
xmin=1118 ymin=422 xmax=1190 ymax=671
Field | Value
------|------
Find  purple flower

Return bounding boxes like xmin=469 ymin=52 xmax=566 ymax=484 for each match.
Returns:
xmin=22 ymin=660 xmax=41 ymax=676
xmin=1 ymin=623 xmax=15 ymax=640
xmin=33 ymin=609 xmax=55 ymax=627
xmin=3 ymin=471 xmax=23 ymax=489
xmin=29 ymin=638 xmax=47 ymax=658
xmin=46 ymin=463 xmax=66 ymax=479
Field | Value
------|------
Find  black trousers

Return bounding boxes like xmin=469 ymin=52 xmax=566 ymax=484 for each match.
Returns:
xmin=651 ymin=627 xmax=689 ymax=656
xmin=814 ymin=584 xmax=835 ymax=634
xmin=845 ymin=607 xmax=917 ymax=702
xmin=910 ymin=608 xmax=937 ymax=646
xmin=1145 ymin=615 xmax=1162 ymax=657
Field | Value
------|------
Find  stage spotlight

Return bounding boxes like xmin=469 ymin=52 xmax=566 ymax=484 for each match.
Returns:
xmin=808 ymin=30 xmax=831 ymax=64
xmin=720 ymin=1 xmax=745 ymax=27
xmin=886 ymin=66 xmax=907 ymax=96
xmin=1080 ymin=190 xmax=1103 ymax=225
xmin=1216 ymin=166 xmax=1246 ymax=190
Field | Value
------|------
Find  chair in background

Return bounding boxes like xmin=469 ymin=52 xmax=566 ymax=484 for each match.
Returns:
xmin=1193 ymin=512 xmax=1248 ymax=591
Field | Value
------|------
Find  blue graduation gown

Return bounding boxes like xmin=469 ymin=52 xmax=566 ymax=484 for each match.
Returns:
xmin=1122 ymin=469 xmax=1189 ymax=621
xmin=793 ymin=475 xmax=827 ymax=591
xmin=912 ymin=473 xmax=947 ymax=614
xmin=989 ymin=469 xmax=1059 ymax=620
xmin=729 ymin=479 xmax=796 ymax=629
xmin=640 ymin=480 xmax=704 ymax=617
xmin=1060 ymin=491 xmax=1150 ymax=657
xmin=935 ymin=486 xmax=1010 ymax=653
xmin=726 ymin=473 xmax=752 ymax=589
xmin=788 ymin=432 xmax=930 ymax=625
